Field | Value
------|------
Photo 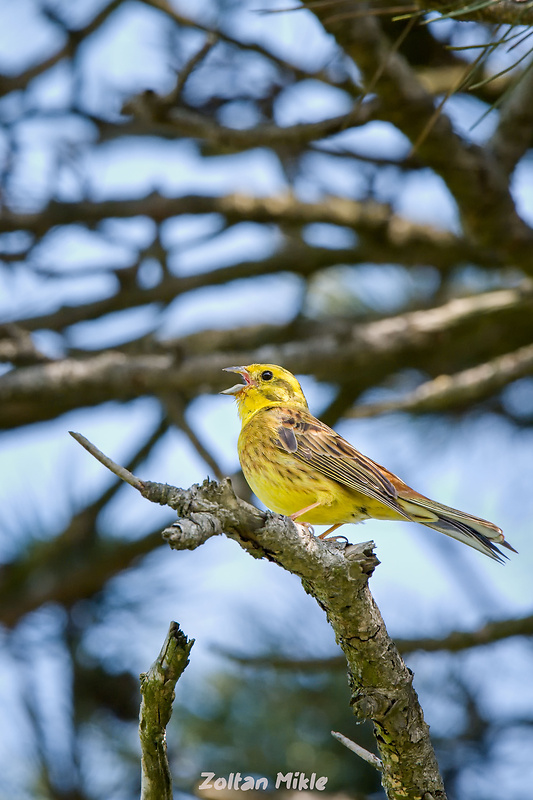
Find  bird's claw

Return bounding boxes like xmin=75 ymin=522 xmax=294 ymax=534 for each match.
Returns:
xmin=322 ymin=534 xmax=349 ymax=544
xmin=294 ymin=521 xmax=315 ymax=536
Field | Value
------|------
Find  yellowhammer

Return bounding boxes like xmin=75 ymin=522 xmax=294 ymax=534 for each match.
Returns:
xmin=222 ymin=363 xmax=516 ymax=562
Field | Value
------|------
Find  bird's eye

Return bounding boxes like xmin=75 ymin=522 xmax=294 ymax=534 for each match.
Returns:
xmin=261 ymin=370 xmax=273 ymax=381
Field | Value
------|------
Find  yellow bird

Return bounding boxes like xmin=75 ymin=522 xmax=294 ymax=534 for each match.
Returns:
xmin=222 ymin=363 xmax=516 ymax=562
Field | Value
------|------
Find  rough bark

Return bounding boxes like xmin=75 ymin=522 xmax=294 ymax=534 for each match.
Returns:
xmin=139 ymin=621 xmax=194 ymax=800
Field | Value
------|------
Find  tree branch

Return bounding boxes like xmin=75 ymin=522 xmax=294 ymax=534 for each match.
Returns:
xmin=140 ymin=0 xmax=358 ymax=93
xmin=3 ymin=281 xmax=533 ymax=429
xmin=0 ymin=0 xmax=124 ymax=97
xmin=396 ymin=614 xmax=533 ymax=653
xmin=139 ymin=621 xmax=194 ymax=800
xmin=118 ymin=95 xmax=378 ymax=151
xmin=348 ymin=342 xmax=533 ymax=417
xmin=9 ymin=242 xmax=359 ymax=333
xmin=70 ymin=433 xmax=447 ymax=800
xmin=0 ymin=193 xmax=502 ymax=274
xmin=0 ymin=325 xmax=51 ymax=365
xmin=331 ymin=730 xmax=383 ymax=771
xmin=215 ymin=612 xmax=533 ymax=671
xmin=2 ymin=194 xmax=506 ymax=337
xmin=172 ymin=34 xmax=218 ymax=102
xmin=0 ymin=192 xmax=391 ymax=235
xmin=302 ymin=4 xmax=533 ymax=267
xmin=489 ymin=63 xmax=533 ymax=176
xmin=69 ymin=430 xmax=144 ymax=490
xmin=412 ymin=0 xmax=533 ymax=26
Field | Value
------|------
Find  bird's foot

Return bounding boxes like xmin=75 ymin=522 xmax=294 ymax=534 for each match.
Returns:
xmin=293 ymin=521 xmax=315 ymax=536
xmin=318 ymin=523 xmax=343 ymax=540
xmin=323 ymin=534 xmax=349 ymax=544
xmin=317 ymin=522 xmax=348 ymax=544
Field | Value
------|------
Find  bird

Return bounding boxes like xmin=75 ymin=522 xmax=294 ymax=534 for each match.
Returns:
xmin=221 ymin=363 xmax=516 ymax=562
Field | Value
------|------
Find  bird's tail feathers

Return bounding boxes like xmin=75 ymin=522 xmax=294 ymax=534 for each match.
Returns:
xmin=398 ymin=496 xmax=516 ymax=563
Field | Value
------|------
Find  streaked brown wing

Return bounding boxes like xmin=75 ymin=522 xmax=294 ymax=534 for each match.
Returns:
xmin=273 ymin=407 xmax=407 ymax=517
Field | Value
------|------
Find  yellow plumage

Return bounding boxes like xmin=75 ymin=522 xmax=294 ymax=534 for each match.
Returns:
xmin=222 ymin=364 xmax=516 ymax=562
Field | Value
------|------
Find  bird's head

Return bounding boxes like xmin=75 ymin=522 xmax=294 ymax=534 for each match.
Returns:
xmin=221 ymin=363 xmax=308 ymax=423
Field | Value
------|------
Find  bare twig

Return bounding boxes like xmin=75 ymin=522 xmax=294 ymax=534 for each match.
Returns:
xmin=69 ymin=431 xmax=144 ymax=490
xmin=139 ymin=621 xmax=194 ymax=800
xmin=173 ymin=34 xmax=218 ymax=101
xmin=331 ymin=730 xmax=383 ymax=771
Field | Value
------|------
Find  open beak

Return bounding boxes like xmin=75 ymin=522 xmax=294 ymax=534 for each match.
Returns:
xmin=220 ymin=366 xmax=253 ymax=395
